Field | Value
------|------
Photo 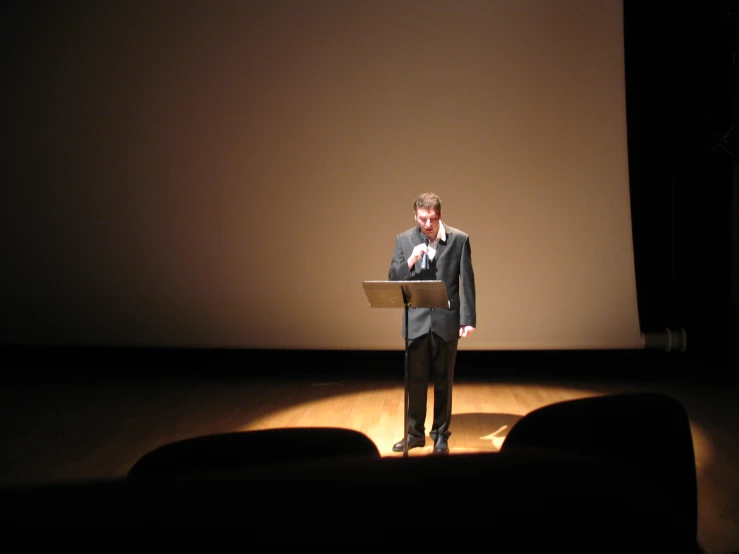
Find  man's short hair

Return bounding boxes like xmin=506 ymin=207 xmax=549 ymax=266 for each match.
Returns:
xmin=413 ymin=192 xmax=442 ymax=213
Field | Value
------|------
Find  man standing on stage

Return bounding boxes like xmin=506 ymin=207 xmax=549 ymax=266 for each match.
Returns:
xmin=388 ymin=192 xmax=477 ymax=455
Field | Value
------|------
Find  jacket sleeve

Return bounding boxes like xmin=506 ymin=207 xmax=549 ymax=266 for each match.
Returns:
xmin=460 ymin=236 xmax=477 ymax=327
xmin=388 ymin=235 xmax=413 ymax=281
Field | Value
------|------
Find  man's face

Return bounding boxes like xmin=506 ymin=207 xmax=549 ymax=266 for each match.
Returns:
xmin=415 ymin=208 xmax=441 ymax=240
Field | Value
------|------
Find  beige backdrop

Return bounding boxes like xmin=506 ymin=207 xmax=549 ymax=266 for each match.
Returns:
xmin=2 ymin=0 xmax=642 ymax=350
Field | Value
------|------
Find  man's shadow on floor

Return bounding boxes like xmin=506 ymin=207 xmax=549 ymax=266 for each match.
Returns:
xmin=449 ymin=413 xmax=522 ymax=450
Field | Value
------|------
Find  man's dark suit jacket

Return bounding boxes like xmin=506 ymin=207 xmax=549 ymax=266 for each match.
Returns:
xmin=388 ymin=224 xmax=476 ymax=342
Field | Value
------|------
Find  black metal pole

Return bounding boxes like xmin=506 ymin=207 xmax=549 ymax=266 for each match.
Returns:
xmin=403 ymin=301 xmax=410 ymax=457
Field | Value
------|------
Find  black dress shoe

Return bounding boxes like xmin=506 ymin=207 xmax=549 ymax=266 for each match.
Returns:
xmin=433 ymin=435 xmax=449 ymax=455
xmin=392 ymin=436 xmax=425 ymax=452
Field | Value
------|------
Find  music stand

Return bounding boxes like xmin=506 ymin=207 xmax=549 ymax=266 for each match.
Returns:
xmin=362 ymin=280 xmax=449 ymax=456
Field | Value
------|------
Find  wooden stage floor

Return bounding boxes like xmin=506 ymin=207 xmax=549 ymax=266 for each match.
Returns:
xmin=0 ymin=351 xmax=737 ymax=553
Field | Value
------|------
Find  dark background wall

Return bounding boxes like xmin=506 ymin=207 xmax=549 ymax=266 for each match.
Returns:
xmin=624 ymin=0 xmax=738 ymax=366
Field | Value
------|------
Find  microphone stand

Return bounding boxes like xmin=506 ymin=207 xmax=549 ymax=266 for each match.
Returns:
xmin=360 ymin=280 xmax=448 ymax=458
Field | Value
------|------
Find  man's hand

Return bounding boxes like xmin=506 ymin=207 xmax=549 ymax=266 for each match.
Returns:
xmin=459 ymin=326 xmax=476 ymax=338
xmin=408 ymin=243 xmax=429 ymax=269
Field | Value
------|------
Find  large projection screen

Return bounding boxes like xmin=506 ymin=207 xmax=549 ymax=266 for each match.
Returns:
xmin=2 ymin=0 xmax=643 ymax=350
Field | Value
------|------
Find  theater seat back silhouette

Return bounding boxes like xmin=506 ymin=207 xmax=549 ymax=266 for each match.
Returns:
xmin=501 ymin=392 xmax=698 ymax=546
xmin=127 ymin=427 xmax=380 ymax=480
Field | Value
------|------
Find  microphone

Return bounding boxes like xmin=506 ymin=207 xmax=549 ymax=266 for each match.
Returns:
xmin=421 ymin=235 xmax=429 ymax=270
